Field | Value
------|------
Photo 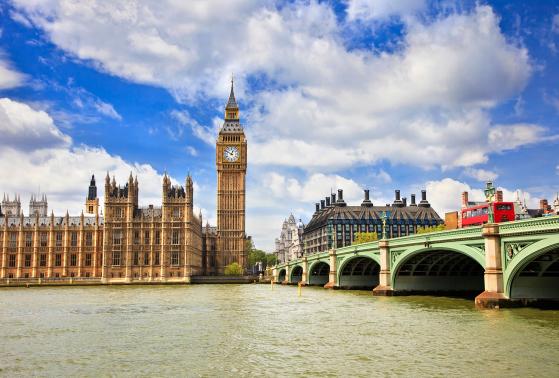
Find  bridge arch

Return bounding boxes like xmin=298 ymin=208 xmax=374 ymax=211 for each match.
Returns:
xmin=308 ymin=260 xmax=330 ymax=286
xmin=290 ymin=265 xmax=303 ymax=284
xmin=391 ymin=245 xmax=485 ymax=296
xmin=505 ymin=237 xmax=559 ymax=299
xmin=278 ymin=268 xmax=286 ymax=283
xmin=337 ymin=255 xmax=380 ymax=289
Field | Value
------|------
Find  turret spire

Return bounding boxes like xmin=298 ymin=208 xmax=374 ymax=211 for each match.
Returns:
xmin=224 ymin=76 xmax=239 ymax=121
xmin=227 ymin=75 xmax=237 ymax=109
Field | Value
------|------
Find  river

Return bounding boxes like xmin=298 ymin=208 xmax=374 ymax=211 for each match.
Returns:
xmin=1 ymin=284 xmax=559 ymax=377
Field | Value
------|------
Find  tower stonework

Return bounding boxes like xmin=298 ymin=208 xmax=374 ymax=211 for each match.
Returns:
xmin=216 ymin=81 xmax=247 ymax=273
xmin=85 ymin=175 xmax=99 ymax=215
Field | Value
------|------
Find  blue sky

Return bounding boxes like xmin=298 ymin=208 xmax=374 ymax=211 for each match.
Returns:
xmin=0 ymin=0 xmax=558 ymax=250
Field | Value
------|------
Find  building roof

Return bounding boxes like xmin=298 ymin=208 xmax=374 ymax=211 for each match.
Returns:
xmin=304 ymin=205 xmax=443 ymax=234
xmin=220 ymin=120 xmax=244 ymax=133
xmin=136 ymin=207 xmax=162 ymax=218
xmin=0 ymin=215 xmax=102 ymax=227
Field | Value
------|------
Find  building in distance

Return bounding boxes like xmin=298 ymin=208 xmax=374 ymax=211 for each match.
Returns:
xmin=274 ymin=214 xmax=304 ymax=264
xmin=303 ymin=189 xmax=443 ymax=255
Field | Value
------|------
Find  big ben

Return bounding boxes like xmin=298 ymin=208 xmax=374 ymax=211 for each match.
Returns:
xmin=216 ymin=80 xmax=247 ymax=273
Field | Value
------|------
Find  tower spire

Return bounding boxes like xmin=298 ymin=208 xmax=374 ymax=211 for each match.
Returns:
xmin=224 ymin=76 xmax=239 ymax=121
xmin=227 ymin=80 xmax=237 ymax=108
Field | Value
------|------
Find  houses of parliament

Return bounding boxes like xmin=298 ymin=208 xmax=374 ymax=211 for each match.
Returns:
xmin=0 ymin=83 xmax=247 ymax=282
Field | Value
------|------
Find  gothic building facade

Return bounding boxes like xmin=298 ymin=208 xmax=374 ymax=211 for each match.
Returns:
xmin=274 ymin=214 xmax=304 ymax=264
xmin=0 ymin=83 xmax=247 ymax=282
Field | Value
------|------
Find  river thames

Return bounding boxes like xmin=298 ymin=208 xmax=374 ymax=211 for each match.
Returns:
xmin=1 ymin=284 xmax=559 ymax=377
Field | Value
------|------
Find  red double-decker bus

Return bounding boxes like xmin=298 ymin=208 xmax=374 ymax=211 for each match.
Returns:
xmin=461 ymin=202 xmax=515 ymax=227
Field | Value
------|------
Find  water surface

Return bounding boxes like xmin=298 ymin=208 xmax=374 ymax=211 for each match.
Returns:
xmin=1 ymin=284 xmax=558 ymax=377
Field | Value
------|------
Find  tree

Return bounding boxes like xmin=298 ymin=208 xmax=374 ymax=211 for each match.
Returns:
xmin=352 ymin=232 xmax=378 ymax=245
xmin=416 ymin=224 xmax=446 ymax=234
xmin=248 ymin=248 xmax=266 ymax=267
xmin=265 ymin=253 xmax=277 ymax=267
xmin=224 ymin=262 xmax=243 ymax=276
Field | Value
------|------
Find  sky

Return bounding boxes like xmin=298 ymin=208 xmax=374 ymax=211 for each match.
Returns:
xmin=0 ymin=0 xmax=558 ymax=251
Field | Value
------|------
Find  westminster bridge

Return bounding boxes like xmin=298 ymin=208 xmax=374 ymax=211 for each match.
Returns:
xmin=272 ymin=216 xmax=559 ymax=308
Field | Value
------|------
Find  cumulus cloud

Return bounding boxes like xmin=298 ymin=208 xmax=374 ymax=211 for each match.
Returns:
xmin=263 ymin=172 xmax=364 ymax=204
xmin=0 ymin=98 xmax=71 ymax=150
xmin=463 ymin=167 xmax=498 ymax=182
xmin=372 ymin=169 xmax=392 ymax=184
xmin=425 ymin=177 xmax=538 ymax=215
xmin=346 ymin=0 xmax=427 ymax=21
xmin=0 ymin=98 xmax=168 ymax=215
xmin=0 ymin=55 xmax=25 ymax=89
xmin=11 ymin=2 xmax=544 ymax=172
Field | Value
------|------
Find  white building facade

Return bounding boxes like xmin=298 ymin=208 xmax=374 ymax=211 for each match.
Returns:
xmin=274 ymin=214 xmax=304 ymax=264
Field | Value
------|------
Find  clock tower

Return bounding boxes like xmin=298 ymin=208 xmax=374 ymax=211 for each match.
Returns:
xmin=216 ymin=80 xmax=247 ymax=273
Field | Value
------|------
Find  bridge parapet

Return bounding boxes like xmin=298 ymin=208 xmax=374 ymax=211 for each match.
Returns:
xmin=388 ymin=225 xmax=483 ymax=248
xmin=498 ymin=216 xmax=559 ymax=236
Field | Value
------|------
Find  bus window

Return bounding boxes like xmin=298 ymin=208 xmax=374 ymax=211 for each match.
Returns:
xmin=496 ymin=204 xmax=511 ymax=210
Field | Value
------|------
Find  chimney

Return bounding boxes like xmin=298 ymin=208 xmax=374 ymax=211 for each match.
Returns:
xmin=393 ymin=189 xmax=404 ymax=207
xmin=315 ymin=203 xmax=320 ymax=212
xmin=325 ymin=197 xmax=331 ymax=207
xmin=419 ymin=190 xmax=430 ymax=207
xmin=361 ymin=189 xmax=373 ymax=207
xmin=410 ymin=194 xmax=417 ymax=206
xmin=337 ymin=189 xmax=346 ymax=207
xmin=320 ymin=200 xmax=325 ymax=210
xmin=402 ymin=197 xmax=407 ymax=207
xmin=496 ymin=190 xmax=503 ymax=203
xmin=461 ymin=191 xmax=469 ymax=208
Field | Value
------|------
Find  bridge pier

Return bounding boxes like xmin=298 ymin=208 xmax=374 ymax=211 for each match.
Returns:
xmin=324 ymin=249 xmax=337 ymax=289
xmin=282 ymin=265 xmax=290 ymax=285
xmin=373 ymin=239 xmax=394 ymax=296
xmin=301 ymin=258 xmax=308 ymax=286
xmin=475 ymin=224 xmax=510 ymax=308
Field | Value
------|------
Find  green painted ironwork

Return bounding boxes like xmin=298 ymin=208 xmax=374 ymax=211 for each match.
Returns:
xmin=273 ymin=216 xmax=559 ymax=297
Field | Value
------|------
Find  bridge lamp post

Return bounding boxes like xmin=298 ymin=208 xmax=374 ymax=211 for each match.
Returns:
xmin=484 ymin=181 xmax=496 ymax=224
xmin=381 ymin=211 xmax=390 ymax=240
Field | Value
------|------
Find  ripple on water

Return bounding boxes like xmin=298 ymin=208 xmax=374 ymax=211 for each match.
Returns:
xmin=1 ymin=284 xmax=559 ymax=376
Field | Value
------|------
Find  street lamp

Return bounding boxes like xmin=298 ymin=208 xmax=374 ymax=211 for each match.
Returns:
xmin=381 ymin=211 xmax=390 ymax=240
xmin=484 ymin=181 xmax=496 ymax=224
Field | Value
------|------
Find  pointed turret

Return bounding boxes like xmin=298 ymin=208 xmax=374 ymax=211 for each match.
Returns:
xmin=224 ymin=76 xmax=239 ymax=121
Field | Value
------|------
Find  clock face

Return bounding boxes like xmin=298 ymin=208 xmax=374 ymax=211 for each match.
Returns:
xmin=224 ymin=146 xmax=240 ymax=162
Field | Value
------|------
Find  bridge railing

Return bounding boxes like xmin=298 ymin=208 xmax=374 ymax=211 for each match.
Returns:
xmin=498 ymin=215 xmax=559 ymax=235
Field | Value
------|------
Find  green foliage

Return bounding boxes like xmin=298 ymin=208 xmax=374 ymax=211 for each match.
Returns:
xmin=266 ymin=253 xmax=277 ymax=267
xmin=224 ymin=262 xmax=243 ymax=276
xmin=416 ymin=224 xmax=446 ymax=234
xmin=248 ymin=248 xmax=267 ymax=266
xmin=352 ymin=232 xmax=378 ymax=245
